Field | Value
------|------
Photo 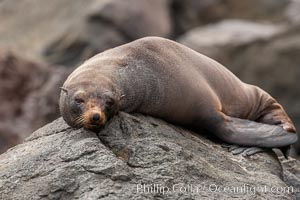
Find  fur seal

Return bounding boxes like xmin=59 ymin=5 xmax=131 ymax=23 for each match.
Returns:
xmin=59 ymin=37 xmax=297 ymax=158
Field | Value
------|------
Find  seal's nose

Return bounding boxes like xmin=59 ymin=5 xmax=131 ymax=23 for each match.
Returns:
xmin=92 ymin=113 xmax=101 ymax=122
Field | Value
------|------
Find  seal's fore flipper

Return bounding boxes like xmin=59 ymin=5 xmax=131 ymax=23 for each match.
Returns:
xmin=212 ymin=115 xmax=298 ymax=151
xmin=222 ymin=144 xmax=268 ymax=156
xmin=223 ymin=143 xmax=290 ymax=158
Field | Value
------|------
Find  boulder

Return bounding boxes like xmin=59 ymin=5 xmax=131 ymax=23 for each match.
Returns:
xmin=0 ymin=50 xmax=70 ymax=153
xmin=171 ymin=0 xmax=289 ymax=35
xmin=0 ymin=50 xmax=49 ymax=153
xmin=285 ymin=0 xmax=300 ymax=24
xmin=0 ymin=0 xmax=172 ymax=67
xmin=179 ymin=20 xmax=300 ymax=155
xmin=0 ymin=113 xmax=298 ymax=199
xmin=179 ymin=20 xmax=284 ymax=61
xmin=281 ymin=157 xmax=300 ymax=198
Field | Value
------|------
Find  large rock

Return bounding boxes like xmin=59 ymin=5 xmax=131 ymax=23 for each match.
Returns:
xmin=0 ymin=0 xmax=172 ymax=67
xmin=0 ymin=50 xmax=70 ymax=153
xmin=179 ymin=20 xmax=300 ymax=155
xmin=0 ymin=50 xmax=49 ymax=152
xmin=285 ymin=0 xmax=300 ymax=24
xmin=171 ymin=0 xmax=290 ymax=35
xmin=0 ymin=113 xmax=299 ymax=199
xmin=281 ymin=157 xmax=300 ymax=198
xmin=179 ymin=20 xmax=284 ymax=61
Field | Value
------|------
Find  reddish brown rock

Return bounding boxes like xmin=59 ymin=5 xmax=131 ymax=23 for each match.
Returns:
xmin=0 ymin=50 xmax=69 ymax=153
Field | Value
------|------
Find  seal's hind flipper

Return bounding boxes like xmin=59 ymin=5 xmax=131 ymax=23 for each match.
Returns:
xmin=213 ymin=114 xmax=298 ymax=149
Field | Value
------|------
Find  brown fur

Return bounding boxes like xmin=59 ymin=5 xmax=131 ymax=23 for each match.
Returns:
xmin=60 ymin=37 xmax=297 ymax=151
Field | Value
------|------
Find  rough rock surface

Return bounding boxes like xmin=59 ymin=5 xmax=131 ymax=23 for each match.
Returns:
xmin=179 ymin=20 xmax=300 ymax=155
xmin=281 ymin=157 xmax=300 ymax=198
xmin=0 ymin=113 xmax=298 ymax=199
xmin=0 ymin=0 xmax=171 ymax=67
xmin=0 ymin=50 xmax=70 ymax=153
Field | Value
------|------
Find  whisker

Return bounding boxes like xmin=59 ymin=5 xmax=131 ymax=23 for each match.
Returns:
xmin=74 ymin=115 xmax=85 ymax=126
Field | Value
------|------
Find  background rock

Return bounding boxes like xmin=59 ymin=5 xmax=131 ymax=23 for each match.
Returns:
xmin=285 ymin=0 xmax=300 ymax=24
xmin=178 ymin=19 xmax=285 ymax=61
xmin=171 ymin=0 xmax=290 ymax=36
xmin=0 ymin=50 xmax=69 ymax=153
xmin=0 ymin=0 xmax=172 ymax=67
xmin=0 ymin=50 xmax=49 ymax=153
xmin=0 ymin=113 xmax=298 ymax=199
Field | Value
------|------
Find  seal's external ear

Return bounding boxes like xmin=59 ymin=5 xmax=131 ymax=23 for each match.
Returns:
xmin=120 ymin=94 xmax=126 ymax=100
xmin=60 ymin=87 xmax=68 ymax=95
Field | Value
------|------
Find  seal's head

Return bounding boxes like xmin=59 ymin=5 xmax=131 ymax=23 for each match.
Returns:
xmin=59 ymin=79 xmax=120 ymax=132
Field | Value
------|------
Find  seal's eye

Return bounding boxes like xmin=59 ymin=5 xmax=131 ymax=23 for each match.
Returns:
xmin=106 ymin=98 xmax=115 ymax=107
xmin=74 ymin=97 xmax=85 ymax=105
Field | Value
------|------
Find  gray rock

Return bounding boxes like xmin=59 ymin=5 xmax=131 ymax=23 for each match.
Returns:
xmin=89 ymin=0 xmax=172 ymax=40
xmin=0 ymin=113 xmax=298 ymax=199
xmin=171 ymin=0 xmax=289 ymax=35
xmin=179 ymin=19 xmax=284 ymax=61
xmin=281 ymin=157 xmax=300 ymax=198
xmin=179 ymin=20 xmax=300 ymax=155
xmin=285 ymin=0 xmax=300 ymax=24
xmin=43 ymin=0 xmax=172 ymax=67
xmin=0 ymin=0 xmax=171 ymax=67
